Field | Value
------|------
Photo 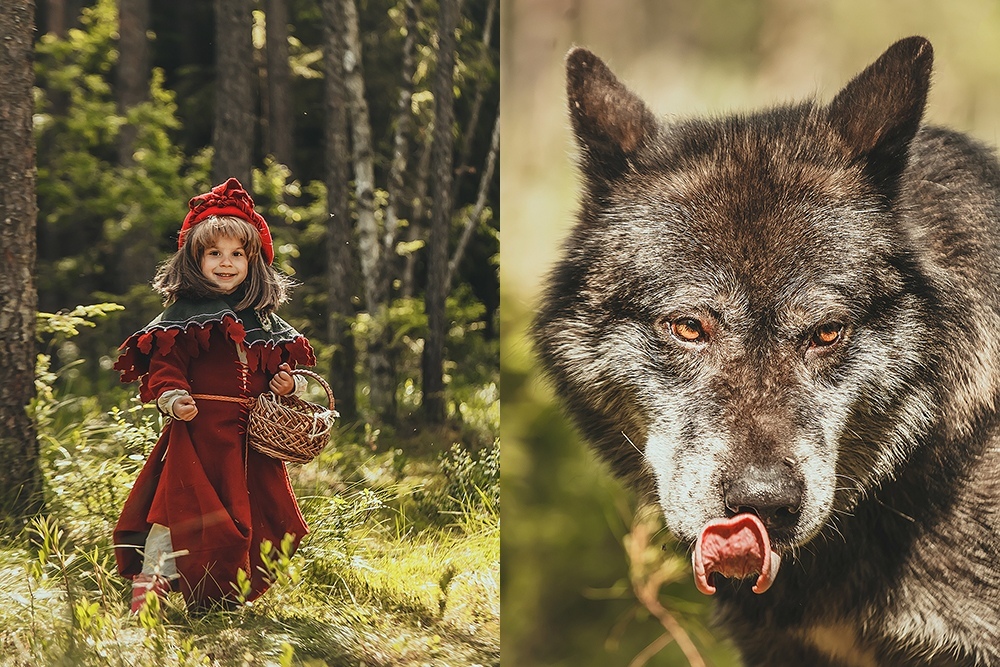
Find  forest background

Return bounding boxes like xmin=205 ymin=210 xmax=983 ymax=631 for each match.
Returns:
xmin=500 ymin=0 xmax=1000 ymax=665
xmin=0 ymin=0 xmax=498 ymax=664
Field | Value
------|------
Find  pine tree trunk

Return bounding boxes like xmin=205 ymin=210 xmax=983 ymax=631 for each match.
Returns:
xmin=0 ymin=0 xmax=42 ymax=520
xmin=341 ymin=0 xmax=397 ymax=420
xmin=117 ymin=0 xmax=149 ymax=167
xmin=212 ymin=0 xmax=255 ymax=186
xmin=45 ymin=0 xmax=66 ymax=36
xmin=264 ymin=0 xmax=294 ymax=173
xmin=382 ymin=0 xmax=417 ymax=279
xmin=422 ymin=0 xmax=462 ymax=424
xmin=116 ymin=0 xmax=158 ymax=292
xmin=322 ymin=0 xmax=358 ymax=420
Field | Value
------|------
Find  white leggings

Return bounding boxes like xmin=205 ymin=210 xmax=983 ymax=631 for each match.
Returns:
xmin=140 ymin=523 xmax=179 ymax=579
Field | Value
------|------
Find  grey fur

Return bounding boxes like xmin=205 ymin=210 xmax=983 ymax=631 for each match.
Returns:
xmin=534 ymin=37 xmax=1000 ymax=665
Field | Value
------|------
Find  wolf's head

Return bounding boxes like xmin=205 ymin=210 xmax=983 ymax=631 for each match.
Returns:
xmin=535 ymin=37 xmax=943 ymax=585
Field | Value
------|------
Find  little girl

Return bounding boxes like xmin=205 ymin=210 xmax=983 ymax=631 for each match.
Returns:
xmin=113 ymin=178 xmax=317 ymax=612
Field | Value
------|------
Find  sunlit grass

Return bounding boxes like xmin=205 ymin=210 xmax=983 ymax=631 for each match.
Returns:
xmin=0 ymin=365 xmax=499 ymax=666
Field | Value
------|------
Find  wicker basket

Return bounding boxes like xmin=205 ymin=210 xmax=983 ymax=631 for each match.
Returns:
xmin=247 ymin=368 xmax=338 ymax=464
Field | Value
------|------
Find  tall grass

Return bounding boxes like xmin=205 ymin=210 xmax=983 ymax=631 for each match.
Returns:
xmin=0 ymin=357 xmax=499 ymax=666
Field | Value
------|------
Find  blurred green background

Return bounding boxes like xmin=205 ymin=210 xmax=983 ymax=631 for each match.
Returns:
xmin=500 ymin=1 xmax=1000 ymax=665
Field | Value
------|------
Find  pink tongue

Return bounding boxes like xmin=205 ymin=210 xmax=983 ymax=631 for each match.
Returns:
xmin=692 ymin=513 xmax=780 ymax=595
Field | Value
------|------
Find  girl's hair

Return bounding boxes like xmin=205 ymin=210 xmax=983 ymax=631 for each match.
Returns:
xmin=153 ymin=216 xmax=294 ymax=315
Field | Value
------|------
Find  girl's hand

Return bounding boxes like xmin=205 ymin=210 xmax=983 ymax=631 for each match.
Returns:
xmin=173 ymin=396 xmax=199 ymax=421
xmin=270 ymin=363 xmax=295 ymax=396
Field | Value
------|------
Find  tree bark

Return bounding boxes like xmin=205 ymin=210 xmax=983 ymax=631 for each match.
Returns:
xmin=212 ymin=0 xmax=255 ymax=186
xmin=341 ymin=0 xmax=397 ymax=420
xmin=116 ymin=0 xmax=158 ymax=292
xmin=381 ymin=0 xmax=417 ymax=292
xmin=322 ymin=0 xmax=358 ymax=420
xmin=422 ymin=0 xmax=462 ymax=424
xmin=264 ymin=0 xmax=294 ymax=173
xmin=0 ymin=0 xmax=42 ymax=520
xmin=117 ymin=0 xmax=150 ymax=167
xmin=45 ymin=0 xmax=66 ymax=37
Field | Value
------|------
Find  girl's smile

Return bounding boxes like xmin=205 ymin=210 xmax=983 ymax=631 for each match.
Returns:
xmin=201 ymin=236 xmax=248 ymax=293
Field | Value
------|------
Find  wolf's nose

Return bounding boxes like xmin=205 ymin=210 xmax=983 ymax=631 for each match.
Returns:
xmin=724 ymin=464 xmax=803 ymax=531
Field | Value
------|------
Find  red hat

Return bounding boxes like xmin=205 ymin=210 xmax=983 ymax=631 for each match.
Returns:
xmin=178 ymin=178 xmax=274 ymax=264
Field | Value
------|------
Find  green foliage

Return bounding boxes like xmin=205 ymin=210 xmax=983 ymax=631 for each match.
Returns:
xmin=36 ymin=303 xmax=125 ymax=341
xmin=231 ymin=568 xmax=254 ymax=605
xmin=300 ymin=489 xmax=384 ymax=553
xmin=33 ymin=0 xmax=209 ymax=397
xmin=258 ymin=533 xmax=303 ymax=590
xmin=34 ymin=0 xmax=203 ymax=277
xmin=438 ymin=441 xmax=499 ymax=515
xmin=339 ymin=286 xmax=498 ymax=431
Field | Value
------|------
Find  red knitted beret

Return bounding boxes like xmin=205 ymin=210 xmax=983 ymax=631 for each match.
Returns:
xmin=177 ymin=178 xmax=274 ymax=264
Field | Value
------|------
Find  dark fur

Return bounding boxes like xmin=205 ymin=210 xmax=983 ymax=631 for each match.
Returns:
xmin=535 ymin=37 xmax=1000 ymax=665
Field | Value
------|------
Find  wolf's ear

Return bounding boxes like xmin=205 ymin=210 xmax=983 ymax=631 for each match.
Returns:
xmin=566 ymin=48 xmax=658 ymax=177
xmin=827 ymin=36 xmax=933 ymax=198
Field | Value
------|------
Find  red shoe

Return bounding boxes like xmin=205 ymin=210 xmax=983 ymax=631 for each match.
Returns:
xmin=130 ymin=574 xmax=170 ymax=614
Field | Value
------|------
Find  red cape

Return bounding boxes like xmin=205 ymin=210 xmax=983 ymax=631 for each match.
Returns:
xmin=113 ymin=299 xmax=315 ymax=605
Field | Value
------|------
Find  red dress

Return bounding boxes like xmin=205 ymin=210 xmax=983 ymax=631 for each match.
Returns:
xmin=113 ymin=295 xmax=316 ymax=605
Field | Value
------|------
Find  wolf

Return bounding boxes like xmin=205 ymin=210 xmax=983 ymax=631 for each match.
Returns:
xmin=534 ymin=36 xmax=1000 ymax=665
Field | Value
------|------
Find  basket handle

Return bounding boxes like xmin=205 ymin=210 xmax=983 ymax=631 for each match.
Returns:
xmin=289 ymin=368 xmax=336 ymax=412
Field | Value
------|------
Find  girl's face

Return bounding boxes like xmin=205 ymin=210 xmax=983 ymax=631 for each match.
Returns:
xmin=200 ymin=235 xmax=248 ymax=293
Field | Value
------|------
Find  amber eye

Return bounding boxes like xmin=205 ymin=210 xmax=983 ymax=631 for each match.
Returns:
xmin=811 ymin=322 xmax=844 ymax=348
xmin=671 ymin=318 xmax=708 ymax=344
